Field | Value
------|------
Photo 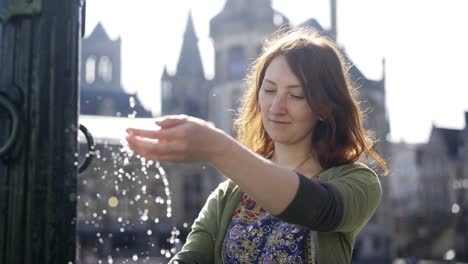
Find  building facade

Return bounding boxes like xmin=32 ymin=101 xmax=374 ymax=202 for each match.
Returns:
xmin=412 ymin=113 xmax=467 ymax=260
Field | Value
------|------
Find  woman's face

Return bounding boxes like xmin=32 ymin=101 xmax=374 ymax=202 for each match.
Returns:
xmin=258 ymin=55 xmax=319 ymax=146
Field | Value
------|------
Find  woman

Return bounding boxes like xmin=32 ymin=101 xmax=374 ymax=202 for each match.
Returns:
xmin=126 ymin=28 xmax=387 ymax=263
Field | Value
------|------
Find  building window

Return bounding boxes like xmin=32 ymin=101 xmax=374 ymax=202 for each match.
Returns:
xmin=85 ymin=55 xmax=96 ymax=84
xmin=228 ymin=45 xmax=246 ymax=80
xmin=98 ymin=56 xmax=112 ymax=83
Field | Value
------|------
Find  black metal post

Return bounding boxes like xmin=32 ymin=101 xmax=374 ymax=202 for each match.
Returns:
xmin=0 ymin=0 xmax=82 ymax=263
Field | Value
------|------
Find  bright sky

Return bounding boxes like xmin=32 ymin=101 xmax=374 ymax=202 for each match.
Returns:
xmin=84 ymin=0 xmax=468 ymax=143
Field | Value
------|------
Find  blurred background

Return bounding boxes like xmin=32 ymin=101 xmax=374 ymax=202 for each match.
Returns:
xmin=76 ymin=0 xmax=468 ymax=263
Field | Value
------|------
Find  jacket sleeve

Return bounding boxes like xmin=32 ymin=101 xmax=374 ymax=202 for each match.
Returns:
xmin=275 ymin=166 xmax=381 ymax=233
xmin=169 ymin=181 xmax=228 ymax=264
xmin=329 ymin=168 xmax=382 ymax=233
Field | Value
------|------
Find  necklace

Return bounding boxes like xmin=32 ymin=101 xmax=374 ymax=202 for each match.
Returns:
xmin=294 ymin=154 xmax=322 ymax=181
xmin=294 ymin=154 xmax=312 ymax=171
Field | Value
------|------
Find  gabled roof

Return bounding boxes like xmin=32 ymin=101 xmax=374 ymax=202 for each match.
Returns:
xmin=88 ymin=22 xmax=111 ymax=41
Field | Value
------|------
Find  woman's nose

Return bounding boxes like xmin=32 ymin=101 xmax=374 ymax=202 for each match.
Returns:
xmin=269 ymin=94 xmax=287 ymax=114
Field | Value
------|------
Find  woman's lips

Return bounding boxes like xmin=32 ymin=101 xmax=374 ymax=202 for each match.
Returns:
xmin=269 ymin=119 xmax=291 ymax=125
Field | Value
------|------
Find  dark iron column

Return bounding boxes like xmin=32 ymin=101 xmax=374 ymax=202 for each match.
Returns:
xmin=0 ymin=0 xmax=83 ymax=263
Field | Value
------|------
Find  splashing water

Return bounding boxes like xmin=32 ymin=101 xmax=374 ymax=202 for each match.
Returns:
xmin=77 ymin=124 xmax=179 ymax=263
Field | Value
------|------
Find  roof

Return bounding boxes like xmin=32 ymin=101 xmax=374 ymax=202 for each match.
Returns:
xmin=434 ymin=127 xmax=463 ymax=158
xmin=87 ymin=22 xmax=112 ymax=41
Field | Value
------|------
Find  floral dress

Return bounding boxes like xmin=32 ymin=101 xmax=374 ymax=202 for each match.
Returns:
xmin=222 ymin=193 xmax=316 ymax=263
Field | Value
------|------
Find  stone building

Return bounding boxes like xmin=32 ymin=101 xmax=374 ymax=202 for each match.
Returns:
xmin=412 ymin=112 xmax=467 ymax=260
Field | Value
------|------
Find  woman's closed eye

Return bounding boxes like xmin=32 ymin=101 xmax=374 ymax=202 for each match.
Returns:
xmin=262 ymin=87 xmax=276 ymax=93
xmin=262 ymin=85 xmax=304 ymax=99
xmin=289 ymin=94 xmax=305 ymax=99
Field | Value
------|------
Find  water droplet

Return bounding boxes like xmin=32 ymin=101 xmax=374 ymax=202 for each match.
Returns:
xmin=452 ymin=203 xmax=461 ymax=214
xmin=108 ymin=197 xmax=118 ymax=207
xmin=147 ymin=229 xmax=152 ymax=235
xmin=444 ymin=249 xmax=456 ymax=260
xmin=132 ymin=254 xmax=138 ymax=261
xmin=120 ymin=227 xmax=124 ymax=232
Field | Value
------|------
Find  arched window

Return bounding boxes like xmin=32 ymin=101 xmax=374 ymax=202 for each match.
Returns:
xmin=228 ymin=45 xmax=246 ymax=80
xmin=98 ymin=56 xmax=112 ymax=83
xmin=85 ymin=55 xmax=96 ymax=84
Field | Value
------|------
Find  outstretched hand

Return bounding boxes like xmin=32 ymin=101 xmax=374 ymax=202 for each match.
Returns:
xmin=125 ymin=115 xmax=227 ymax=163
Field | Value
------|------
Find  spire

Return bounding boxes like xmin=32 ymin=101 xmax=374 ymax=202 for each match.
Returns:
xmin=161 ymin=65 xmax=170 ymax=80
xmin=465 ymin=111 xmax=468 ymax=130
xmin=184 ymin=10 xmax=197 ymax=41
xmin=330 ymin=0 xmax=337 ymax=42
xmin=175 ymin=10 xmax=205 ymax=78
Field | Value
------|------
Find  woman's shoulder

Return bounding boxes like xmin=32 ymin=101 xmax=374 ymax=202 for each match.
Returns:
xmin=211 ymin=179 xmax=243 ymax=199
xmin=319 ymin=162 xmax=380 ymax=184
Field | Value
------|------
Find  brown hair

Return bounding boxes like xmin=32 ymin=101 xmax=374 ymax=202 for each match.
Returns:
xmin=234 ymin=28 xmax=388 ymax=174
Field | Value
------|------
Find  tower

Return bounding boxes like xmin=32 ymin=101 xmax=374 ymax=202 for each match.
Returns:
xmin=80 ymin=23 xmax=151 ymax=117
xmin=81 ymin=23 xmax=122 ymax=92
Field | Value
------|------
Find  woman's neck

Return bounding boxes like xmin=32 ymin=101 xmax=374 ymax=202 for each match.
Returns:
xmin=271 ymin=143 xmax=322 ymax=174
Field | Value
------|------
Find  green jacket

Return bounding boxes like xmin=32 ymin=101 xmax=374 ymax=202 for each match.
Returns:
xmin=170 ymin=163 xmax=382 ymax=264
